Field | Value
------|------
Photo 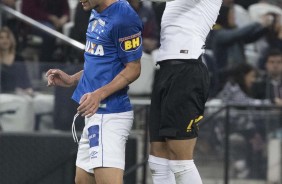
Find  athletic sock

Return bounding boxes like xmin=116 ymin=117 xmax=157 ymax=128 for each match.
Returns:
xmin=148 ymin=155 xmax=176 ymax=184
xmin=168 ymin=160 xmax=202 ymax=184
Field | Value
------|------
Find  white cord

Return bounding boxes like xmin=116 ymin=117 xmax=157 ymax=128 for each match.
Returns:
xmin=72 ymin=113 xmax=80 ymax=143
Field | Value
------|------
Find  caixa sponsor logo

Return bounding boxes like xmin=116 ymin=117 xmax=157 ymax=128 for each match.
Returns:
xmin=85 ymin=40 xmax=104 ymax=56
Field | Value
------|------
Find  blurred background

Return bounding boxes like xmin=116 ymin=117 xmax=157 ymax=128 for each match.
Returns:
xmin=0 ymin=0 xmax=282 ymax=184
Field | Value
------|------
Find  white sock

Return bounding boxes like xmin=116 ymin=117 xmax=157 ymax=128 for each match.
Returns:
xmin=148 ymin=155 xmax=176 ymax=184
xmin=168 ymin=160 xmax=202 ymax=184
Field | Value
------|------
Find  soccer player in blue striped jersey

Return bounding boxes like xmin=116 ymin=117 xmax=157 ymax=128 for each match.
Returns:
xmin=46 ymin=0 xmax=143 ymax=183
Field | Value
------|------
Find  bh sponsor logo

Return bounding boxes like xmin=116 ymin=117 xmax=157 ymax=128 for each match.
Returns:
xmin=119 ymin=32 xmax=142 ymax=52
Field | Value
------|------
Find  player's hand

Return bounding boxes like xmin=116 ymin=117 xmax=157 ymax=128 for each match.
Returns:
xmin=46 ymin=69 xmax=74 ymax=87
xmin=77 ymin=90 xmax=103 ymax=117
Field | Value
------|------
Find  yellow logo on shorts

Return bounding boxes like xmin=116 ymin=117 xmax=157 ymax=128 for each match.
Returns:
xmin=119 ymin=32 xmax=142 ymax=52
xmin=186 ymin=116 xmax=203 ymax=132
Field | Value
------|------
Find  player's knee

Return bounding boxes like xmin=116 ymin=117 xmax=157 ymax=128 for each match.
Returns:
xmin=167 ymin=145 xmax=194 ymax=160
xmin=167 ymin=147 xmax=179 ymax=160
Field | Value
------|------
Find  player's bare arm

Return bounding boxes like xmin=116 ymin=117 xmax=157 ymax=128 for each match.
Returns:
xmin=46 ymin=69 xmax=83 ymax=87
xmin=77 ymin=59 xmax=141 ymax=117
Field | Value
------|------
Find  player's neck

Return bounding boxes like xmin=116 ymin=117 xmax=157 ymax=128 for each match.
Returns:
xmin=96 ymin=0 xmax=117 ymax=13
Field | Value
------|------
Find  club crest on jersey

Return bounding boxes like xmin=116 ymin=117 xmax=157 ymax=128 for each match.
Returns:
xmin=85 ymin=40 xmax=104 ymax=56
xmin=119 ymin=32 xmax=142 ymax=52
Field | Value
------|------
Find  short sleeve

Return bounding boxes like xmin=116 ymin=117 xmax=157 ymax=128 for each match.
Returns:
xmin=112 ymin=20 xmax=143 ymax=64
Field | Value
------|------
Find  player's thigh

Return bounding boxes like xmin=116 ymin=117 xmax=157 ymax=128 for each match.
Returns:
xmin=94 ymin=167 xmax=123 ymax=184
xmin=75 ymin=166 xmax=95 ymax=184
xmin=166 ymin=138 xmax=197 ymax=160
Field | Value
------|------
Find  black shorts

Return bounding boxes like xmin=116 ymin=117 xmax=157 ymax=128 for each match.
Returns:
xmin=149 ymin=57 xmax=210 ymax=141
